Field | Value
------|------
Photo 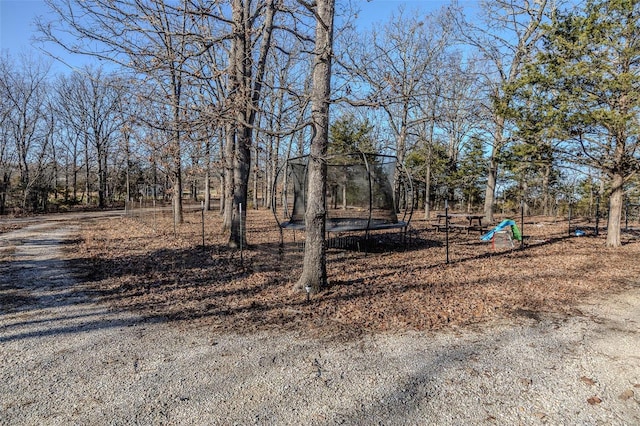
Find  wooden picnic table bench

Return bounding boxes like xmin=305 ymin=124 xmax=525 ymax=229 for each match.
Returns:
xmin=432 ymin=213 xmax=486 ymax=235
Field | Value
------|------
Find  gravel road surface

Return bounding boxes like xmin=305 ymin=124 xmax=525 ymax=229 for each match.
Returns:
xmin=1 ymin=217 xmax=639 ymax=425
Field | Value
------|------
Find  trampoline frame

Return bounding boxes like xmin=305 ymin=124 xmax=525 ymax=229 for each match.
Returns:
xmin=272 ymin=152 xmax=414 ymax=241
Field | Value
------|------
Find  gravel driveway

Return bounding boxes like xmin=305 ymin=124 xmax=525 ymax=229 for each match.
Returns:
xmin=1 ymin=216 xmax=639 ymax=425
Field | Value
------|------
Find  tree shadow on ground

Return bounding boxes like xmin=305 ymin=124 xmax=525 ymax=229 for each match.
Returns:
xmin=4 ymin=218 xmax=630 ymax=344
xmin=60 ymin=229 xmax=603 ymax=339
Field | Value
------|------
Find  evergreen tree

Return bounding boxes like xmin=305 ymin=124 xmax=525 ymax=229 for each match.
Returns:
xmin=453 ymin=136 xmax=487 ymax=212
xmin=328 ymin=114 xmax=376 ymax=155
xmin=508 ymin=0 xmax=640 ymax=247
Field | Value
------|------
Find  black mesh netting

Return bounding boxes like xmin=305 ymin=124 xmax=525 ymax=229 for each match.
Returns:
xmin=275 ymin=153 xmax=413 ymax=232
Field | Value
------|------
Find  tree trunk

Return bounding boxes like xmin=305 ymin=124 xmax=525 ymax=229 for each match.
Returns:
xmin=253 ymin=145 xmax=259 ymax=209
xmin=483 ymin=115 xmax=505 ymax=224
xmin=424 ymin=113 xmax=436 ymax=220
xmin=52 ymin=143 xmax=59 ymax=200
xmin=295 ymin=0 xmax=335 ymax=292
xmin=72 ymin=143 xmax=78 ymax=202
xmin=219 ymin=173 xmax=225 ymax=215
xmin=424 ymin=162 xmax=431 ymax=219
xmin=229 ymin=128 xmax=251 ymax=248
xmin=0 ymin=172 xmax=8 ymax=215
xmin=84 ymin=134 xmax=90 ymax=205
xmin=172 ymin=123 xmax=183 ymax=223
xmin=205 ymin=167 xmax=211 ymax=211
xmin=542 ymin=163 xmax=550 ymax=216
xmin=226 ymin=0 xmax=276 ymax=247
xmin=125 ymin=138 xmax=131 ymax=203
xmin=606 ymin=173 xmax=624 ymax=248
xmin=222 ymin=0 xmax=244 ymax=237
xmin=172 ymin=156 xmax=183 ymax=225
xmin=219 ymin=131 xmax=226 ymax=215
xmin=98 ymin=147 xmax=106 ymax=208
xmin=267 ymin=136 xmax=276 ymax=210
xmin=223 ymin=124 xmax=235 ymax=230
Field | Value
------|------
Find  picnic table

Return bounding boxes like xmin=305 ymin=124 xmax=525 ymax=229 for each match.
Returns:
xmin=432 ymin=213 xmax=486 ymax=234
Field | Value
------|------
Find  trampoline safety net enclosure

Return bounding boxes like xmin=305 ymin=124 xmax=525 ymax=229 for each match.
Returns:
xmin=273 ymin=153 xmax=413 ymax=233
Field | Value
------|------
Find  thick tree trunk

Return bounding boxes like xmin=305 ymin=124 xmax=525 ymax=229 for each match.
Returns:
xmin=606 ymin=173 xmax=624 ymax=248
xmin=125 ymin=138 xmax=131 ymax=203
xmin=217 ymin=174 xmax=224 ymax=214
xmin=483 ymin=151 xmax=498 ymax=223
xmin=72 ymin=144 xmax=78 ymax=202
xmin=226 ymin=0 xmax=276 ymax=247
xmin=84 ymin=135 xmax=90 ymax=205
xmin=219 ymin=132 xmax=226 ymax=215
xmin=295 ymin=0 xmax=335 ymax=292
xmin=223 ymin=125 xmax=235 ymax=230
xmin=229 ymin=128 xmax=250 ymax=248
xmin=253 ymin=145 xmax=259 ymax=209
xmin=267 ymin=137 xmax=276 ymax=210
xmin=0 ymin=172 xmax=8 ymax=215
xmin=203 ymin=136 xmax=211 ymax=210
xmin=606 ymin=127 xmax=629 ymax=248
xmin=483 ymin=115 xmax=505 ymax=224
xmin=226 ymin=0 xmax=249 ymax=245
xmin=172 ymin=114 xmax=183 ymax=224
xmin=98 ymin=148 xmax=106 ymax=208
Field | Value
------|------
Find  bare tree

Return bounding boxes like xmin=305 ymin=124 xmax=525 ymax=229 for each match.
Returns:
xmin=39 ymin=0 xmax=203 ymax=222
xmin=437 ymin=52 xmax=487 ymax=204
xmin=339 ymin=7 xmax=450 ymax=163
xmin=295 ymin=0 xmax=335 ymax=292
xmin=52 ymin=74 xmax=85 ymax=203
xmin=257 ymin=30 xmax=313 ymax=210
xmin=451 ymin=0 xmax=551 ymax=223
xmin=0 ymin=65 xmax=15 ymax=215
xmin=222 ymin=0 xmax=279 ymax=247
xmin=52 ymin=68 xmax=125 ymax=207
xmin=0 ymin=54 xmax=53 ymax=212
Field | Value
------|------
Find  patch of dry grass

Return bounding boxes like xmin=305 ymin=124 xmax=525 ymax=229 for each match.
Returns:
xmin=68 ymin=208 xmax=640 ymax=338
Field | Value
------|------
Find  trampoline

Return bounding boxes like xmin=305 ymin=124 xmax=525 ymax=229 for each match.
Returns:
xmin=272 ymin=152 xmax=414 ymax=237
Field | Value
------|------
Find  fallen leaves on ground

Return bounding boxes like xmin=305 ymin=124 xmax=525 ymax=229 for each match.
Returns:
xmin=66 ymin=207 xmax=640 ymax=338
xmin=580 ymin=376 xmax=597 ymax=386
xmin=587 ymin=396 xmax=603 ymax=405
xmin=618 ymin=390 xmax=634 ymax=401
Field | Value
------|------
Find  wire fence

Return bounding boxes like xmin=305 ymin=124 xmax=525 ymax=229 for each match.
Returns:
xmin=124 ymin=199 xmax=225 ymax=247
xmin=122 ymin=199 xmax=280 ymax=256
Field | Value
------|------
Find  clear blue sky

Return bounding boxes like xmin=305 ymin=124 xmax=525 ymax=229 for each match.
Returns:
xmin=0 ymin=0 xmax=461 ymax=73
xmin=0 ymin=0 xmax=89 ymax=72
xmin=1 ymin=0 xmax=50 ymax=52
xmin=353 ymin=0 xmax=455 ymax=26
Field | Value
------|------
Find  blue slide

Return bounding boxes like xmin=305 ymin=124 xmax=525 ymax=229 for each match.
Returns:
xmin=480 ymin=219 xmax=522 ymax=242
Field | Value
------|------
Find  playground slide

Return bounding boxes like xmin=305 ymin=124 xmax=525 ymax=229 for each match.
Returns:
xmin=480 ymin=219 xmax=522 ymax=242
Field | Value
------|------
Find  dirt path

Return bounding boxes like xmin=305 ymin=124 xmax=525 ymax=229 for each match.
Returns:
xmin=1 ymin=216 xmax=639 ymax=425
